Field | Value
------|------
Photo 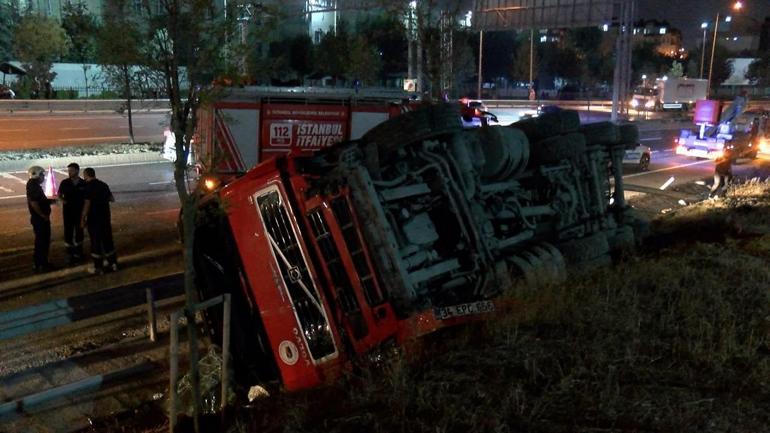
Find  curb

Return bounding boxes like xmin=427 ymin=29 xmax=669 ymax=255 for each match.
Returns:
xmin=0 ymin=152 xmax=169 ymax=173
xmin=0 ymin=244 xmax=181 ymax=293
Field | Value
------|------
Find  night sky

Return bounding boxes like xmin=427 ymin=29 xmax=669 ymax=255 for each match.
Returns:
xmin=638 ymin=0 xmax=770 ymax=47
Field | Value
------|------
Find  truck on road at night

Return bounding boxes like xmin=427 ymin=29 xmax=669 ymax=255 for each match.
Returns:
xmin=676 ymin=96 xmax=763 ymax=160
xmin=192 ymin=104 xmax=644 ymax=393
xmin=630 ymin=78 xmax=707 ymax=112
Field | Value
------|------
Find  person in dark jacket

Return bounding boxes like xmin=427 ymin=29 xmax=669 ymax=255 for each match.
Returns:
xmin=58 ymin=162 xmax=86 ymax=264
xmin=26 ymin=165 xmax=56 ymax=272
xmin=709 ymin=149 xmax=733 ymax=199
xmin=80 ymin=167 xmax=118 ymax=274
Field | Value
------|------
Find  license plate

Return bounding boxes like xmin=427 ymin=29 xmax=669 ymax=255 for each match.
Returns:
xmin=433 ymin=300 xmax=495 ymax=320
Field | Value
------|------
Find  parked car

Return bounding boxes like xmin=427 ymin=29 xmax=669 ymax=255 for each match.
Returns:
xmin=622 ymin=143 xmax=651 ymax=171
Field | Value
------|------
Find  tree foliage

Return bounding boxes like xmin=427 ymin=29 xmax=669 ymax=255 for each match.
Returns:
xmin=61 ymin=2 xmax=98 ymax=64
xmin=668 ymin=61 xmax=684 ymax=78
xmin=314 ymin=21 xmax=350 ymax=81
xmin=98 ymin=0 xmax=146 ymax=142
xmin=745 ymin=52 xmax=770 ymax=86
xmin=709 ymin=44 xmax=734 ymax=89
xmin=347 ymin=34 xmax=382 ymax=84
xmin=13 ymin=15 xmax=69 ymax=96
xmin=510 ymin=33 xmax=539 ymax=83
xmin=357 ymin=14 xmax=407 ymax=81
xmin=0 ymin=2 xmax=20 ymax=62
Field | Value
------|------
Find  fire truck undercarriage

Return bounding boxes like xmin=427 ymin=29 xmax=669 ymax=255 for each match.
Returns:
xmin=193 ymin=103 xmax=645 ymax=391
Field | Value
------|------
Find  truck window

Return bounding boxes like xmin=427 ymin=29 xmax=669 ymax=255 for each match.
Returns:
xmin=307 ymin=208 xmax=369 ymax=339
xmin=256 ymin=189 xmax=337 ymax=362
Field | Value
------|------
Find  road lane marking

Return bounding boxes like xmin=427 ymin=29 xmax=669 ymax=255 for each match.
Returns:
xmin=660 ymin=177 xmax=675 ymax=190
xmin=0 ymin=172 xmax=27 ymax=185
xmin=0 ymin=194 xmax=25 ymax=200
xmin=639 ymin=137 xmax=662 ymax=141
xmin=1 ymin=129 xmax=29 ymax=132
xmin=61 ymin=127 xmax=92 ymax=131
xmin=0 ymin=186 xmax=13 ymax=193
xmin=148 ymin=180 xmax=172 ymax=185
xmin=623 ymin=159 xmax=712 ymax=179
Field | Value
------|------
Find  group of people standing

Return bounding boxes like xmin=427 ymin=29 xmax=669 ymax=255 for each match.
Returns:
xmin=26 ymin=163 xmax=118 ymax=275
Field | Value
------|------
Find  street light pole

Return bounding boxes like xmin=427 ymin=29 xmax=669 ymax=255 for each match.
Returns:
xmin=707 ymin=12 xmax=720 ymax=99
xmin=700 ymin=23 xmax=708 ymax=79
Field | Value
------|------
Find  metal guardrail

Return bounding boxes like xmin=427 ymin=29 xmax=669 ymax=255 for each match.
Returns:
xmin=0 ymin=99 xmax=170 ymax=113
xmin=482 ymin=99 xmax=770 ymax=110
xmin=0 ymin=273 xmax=183 ymax=341
xmin=0 ymin=273 xmax=184 ymax=418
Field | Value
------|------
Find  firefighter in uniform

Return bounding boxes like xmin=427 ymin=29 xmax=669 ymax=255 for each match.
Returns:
xmin=58 ymin=162 xmax=86 ymax=264
xmin=80 ymin=167 xmax=118 ymax=274
xmin=26 ymin=166 xmax=56 ymax=272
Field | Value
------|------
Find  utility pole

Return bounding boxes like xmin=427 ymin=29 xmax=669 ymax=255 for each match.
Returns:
xmin=707 ymin=12 xmax=720 ymax=99
xmin=611 ymin=0 xmax=634 ymax=122
xmin=477 ymin=30 xmax=483 ymax=99
xmin=529 ymin=28 xmax=534 ymax=86
xmin=699 ymin=23 xmax=708 ymax=78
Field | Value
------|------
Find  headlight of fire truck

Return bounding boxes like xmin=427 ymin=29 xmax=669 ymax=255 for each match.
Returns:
xmin=630 ymin=99 xmax=639 ymax=108
xmin=645 ymin=100 xmax=655 ymax=108
xmin=760 ymin=137 xmax=769 ymax=154
xmin=201 ymin=175 xmax=220 ymax=191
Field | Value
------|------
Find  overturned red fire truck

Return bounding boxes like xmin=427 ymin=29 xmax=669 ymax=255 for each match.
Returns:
xmin=192 ymin=102 xmax=644 ymax=392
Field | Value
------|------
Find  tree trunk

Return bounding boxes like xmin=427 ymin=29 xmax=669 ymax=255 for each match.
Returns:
xmin=123 ymin=64 xmax=135 ymax=144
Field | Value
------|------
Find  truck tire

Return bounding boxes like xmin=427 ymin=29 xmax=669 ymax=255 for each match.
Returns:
xmin=556 ymin=231 xmax=611 ymax=266
xmin=362 ymin=103 xmax=461 ymax=164
xmin=510 ymin=110 xmax=580 ymax=142
xmin=478 ymin=127 xmax=530 ymax=180
xmin=507 ymin=243 xmax=567 ymax=288
xmin=606 ymin=225 xmax=636 ymax=258
xmin=579 ymin=121 xmax=620 ymax=146
xmin=529 ymin=132 xmax=587 ymax=165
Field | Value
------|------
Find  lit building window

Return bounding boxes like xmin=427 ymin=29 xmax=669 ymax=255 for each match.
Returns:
xmin=659 ymin=27 xmax=666 ymax=34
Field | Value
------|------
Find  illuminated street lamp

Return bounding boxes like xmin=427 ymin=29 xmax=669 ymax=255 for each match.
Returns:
xmin=707 ymin=1 xmax=746 ymax=98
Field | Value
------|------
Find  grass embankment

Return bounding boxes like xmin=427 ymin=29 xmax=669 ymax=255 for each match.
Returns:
xmin=241 ymin=181 xmax=770 ymax=433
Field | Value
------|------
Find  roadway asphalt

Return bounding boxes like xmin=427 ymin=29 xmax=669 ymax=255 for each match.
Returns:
xmin=0 ymin=160 xmax=180 ymax=283
xmin=0 ymin=112 xmax=168 ymax=150
xmin=2 ymin=113 xmax=769 ymax=284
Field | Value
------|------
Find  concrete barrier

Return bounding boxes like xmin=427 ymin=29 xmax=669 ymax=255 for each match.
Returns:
xmin=0 ymin=99 xmax=170 ymax=113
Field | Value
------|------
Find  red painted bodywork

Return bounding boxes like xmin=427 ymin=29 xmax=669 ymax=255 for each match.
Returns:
xmin=218 ymin=154 xmax=491 ymax=391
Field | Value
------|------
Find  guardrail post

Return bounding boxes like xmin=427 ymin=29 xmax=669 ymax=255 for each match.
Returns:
xmin=169 ymin=311 xmax=180 ymax=433
xmin=220 ymin=294 xmax=231 ymax=412
xmin=146 ymin=288 xmax=157 ymax=342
